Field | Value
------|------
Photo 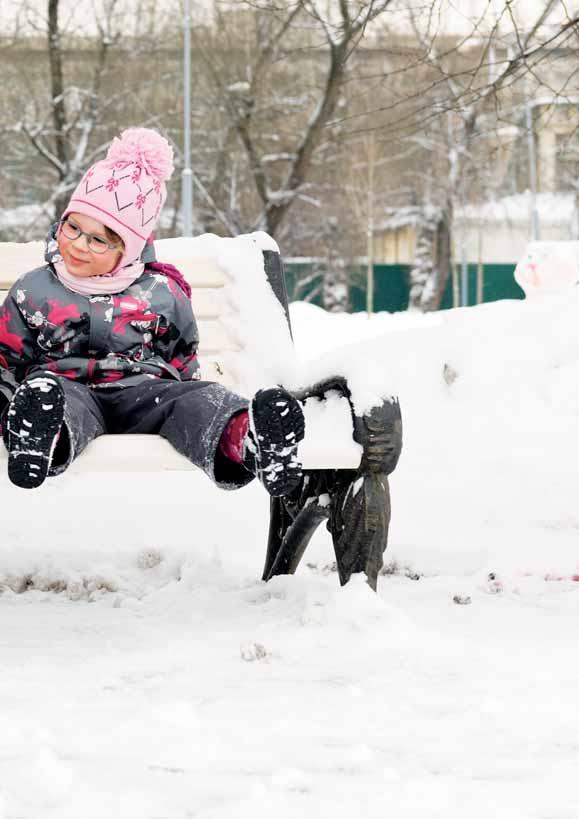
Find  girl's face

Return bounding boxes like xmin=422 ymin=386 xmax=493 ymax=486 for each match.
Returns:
xmin=57 ymin=212 xmax=123 ymax=278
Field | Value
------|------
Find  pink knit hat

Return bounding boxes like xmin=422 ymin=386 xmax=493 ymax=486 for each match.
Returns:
xmin=63 ymin=128 xmax=174 ymax=272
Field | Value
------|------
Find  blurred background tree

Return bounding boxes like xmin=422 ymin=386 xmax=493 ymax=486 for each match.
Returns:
xmin=1 ymin=0 xmax=577 ymax=310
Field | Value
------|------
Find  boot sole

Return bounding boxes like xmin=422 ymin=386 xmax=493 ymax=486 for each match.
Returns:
xmin=249 ymin=387 xmax=305 ymax=497
xmin=7 ymin=376 xmax=65 ymax=489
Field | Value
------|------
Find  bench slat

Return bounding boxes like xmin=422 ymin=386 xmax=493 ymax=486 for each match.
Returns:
xmin=196 ymin=319 xmax=240 ymax=355
xmin=0 ymin=242 xmax=44 ymax=286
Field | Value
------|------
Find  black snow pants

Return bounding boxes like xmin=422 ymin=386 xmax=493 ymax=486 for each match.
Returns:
xmin=45 ymin=376 xmax=253 ymax=489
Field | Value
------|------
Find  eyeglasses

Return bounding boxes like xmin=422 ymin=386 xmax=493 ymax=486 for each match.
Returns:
xmin=59 ymin=219 xmax=122 ymax=255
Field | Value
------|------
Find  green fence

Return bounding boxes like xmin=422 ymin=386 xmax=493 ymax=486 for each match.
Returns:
xmin=284 ymin=262 xmax=411 ymax=312
xmin=440 ymin=264 xmax=525 ymax=309
xmin=284 ymin=261 xmax=524 ymax=313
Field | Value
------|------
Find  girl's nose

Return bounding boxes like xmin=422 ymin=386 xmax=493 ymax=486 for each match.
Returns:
xmin=74 ymin=232 xmax=90 ymax=251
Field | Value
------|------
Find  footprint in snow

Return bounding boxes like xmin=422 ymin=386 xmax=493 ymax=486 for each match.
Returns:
xmin=240 ymin=641 xmax=270 ymax=662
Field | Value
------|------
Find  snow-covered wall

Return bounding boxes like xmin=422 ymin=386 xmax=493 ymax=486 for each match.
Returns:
xmin=457 ymin=193 xmax=577 ymax=263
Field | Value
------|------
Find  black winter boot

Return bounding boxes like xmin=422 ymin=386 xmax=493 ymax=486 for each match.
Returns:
xmin=5 ymin=375 xmax=65 ymax=489
xmin=244 ymin=387 xmax=305 ymax=497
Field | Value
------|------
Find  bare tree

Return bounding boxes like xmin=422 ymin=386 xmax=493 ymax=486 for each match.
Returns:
xmin=0 ymin=0 xmax=182 ymax=236
xmin=42 ymin=0 xmax=119 ymax=216
xmin=191 ymin=0 xmax=396 ymax=239
xmin=2 ymin=0 xmax=577 ymax=315
xmin=355 ymin=0 xmax=579 ymax=310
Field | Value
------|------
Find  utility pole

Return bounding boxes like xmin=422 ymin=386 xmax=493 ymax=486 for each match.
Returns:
xmin=526 ymin=102 xmax=540 ymax=241
xmin=460 ymin=188 xmax=469 ymax=307
xmin=366 ymin=132 xmax=375 ymax=316
xmin=181 ymin=0 xmax=193 ymax=236
xmin=460 ymin=231 xmax=469 ymax=307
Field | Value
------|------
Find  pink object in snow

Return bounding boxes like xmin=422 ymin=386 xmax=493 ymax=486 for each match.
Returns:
xmin=514 ymin=241 xmax=579 ymax=298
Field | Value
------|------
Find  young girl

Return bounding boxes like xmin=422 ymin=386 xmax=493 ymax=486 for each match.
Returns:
xmin=0 ymin=128 xmax=304 ymax=493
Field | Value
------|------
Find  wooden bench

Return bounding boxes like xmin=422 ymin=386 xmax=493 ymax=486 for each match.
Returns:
xmin=0 ymin=232 xmax=402 ymax=588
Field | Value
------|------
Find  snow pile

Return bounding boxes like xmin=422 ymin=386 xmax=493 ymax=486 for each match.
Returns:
xmin=290 ymin=291 xmax=579 ymax=574
xmin=2 ymin=291 xmax=579 ymax=818
xmin=156 ymin=232 xmax=299 ymax=395
xmin=212 ymin=231 xmax=299 ymax=394
xmin=2 ymin=289 xmax=578 ymax=584
xmin=285 ymin=303 xmax=440 ymax=416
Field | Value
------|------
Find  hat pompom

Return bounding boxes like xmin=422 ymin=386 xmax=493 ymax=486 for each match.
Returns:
xmin=105 ymin=128 xmax=174 ymax=182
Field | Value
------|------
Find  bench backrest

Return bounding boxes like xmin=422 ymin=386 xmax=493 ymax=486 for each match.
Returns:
xmin=0 ymin=232 xmax=295 ymax=397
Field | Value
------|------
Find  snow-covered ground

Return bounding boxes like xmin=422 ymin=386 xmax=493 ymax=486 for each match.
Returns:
xmin=2 ymin=291 xmax=579 ymax=818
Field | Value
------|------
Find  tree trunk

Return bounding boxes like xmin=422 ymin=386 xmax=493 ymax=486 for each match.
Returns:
xmin=408 ymin=205 xmax=453 ymax=312
xmin=322 ymin=219 xmax=349 ymax=312
xmin=264 ymin=42 xmax=348 ymax=238
xmin=322 ymin=258 xmax=349 ymax=313
xmin=408 ymin=215 xmax=436 ymax=311
xmin=47 ymin=0 xmax=69 ymax=218
xmin=432 ymin=209 xmax=452 ymax=309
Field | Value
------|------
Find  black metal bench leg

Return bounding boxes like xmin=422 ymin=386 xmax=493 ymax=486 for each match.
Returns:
xmin=328 ymin=472 xmax=392 ymax=591
xmin=263 ymin=495 xmax=329 ymax=581
xmin=261 ymin=377 xmax=402 ymax=591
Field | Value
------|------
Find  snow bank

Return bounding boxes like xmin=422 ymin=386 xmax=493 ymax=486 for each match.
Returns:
xmin=2 ymin=291 xmax=579 ymax=819
xmin=290 ymin=293 xmax=579 ymax=575
xmin=2 ymin=290 xmax=578 ymax=587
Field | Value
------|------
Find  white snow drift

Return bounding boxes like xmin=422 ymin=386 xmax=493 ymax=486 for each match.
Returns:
xmin=1 ymin=287 xmax=579 ymax=819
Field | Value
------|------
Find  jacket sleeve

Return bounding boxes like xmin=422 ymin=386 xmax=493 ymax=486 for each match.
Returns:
xmin=153 ymin=283 xmax=201 ymax=381
xmin=0 ymin=287 xmax=39 ymax=409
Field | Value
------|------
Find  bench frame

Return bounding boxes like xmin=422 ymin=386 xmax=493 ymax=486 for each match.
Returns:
xmin=260 ymin=253 xmax=402 ymax=590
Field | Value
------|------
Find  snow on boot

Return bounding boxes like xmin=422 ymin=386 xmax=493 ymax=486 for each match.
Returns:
xmin=244 ymin=387 xmax=305 ymax=497
xmin=6 ymin=375 xmax=65 ymax=489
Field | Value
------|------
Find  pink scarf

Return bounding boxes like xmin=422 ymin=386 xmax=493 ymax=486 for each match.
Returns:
xmin=53 ymin=259 xmax=145 ymax=296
